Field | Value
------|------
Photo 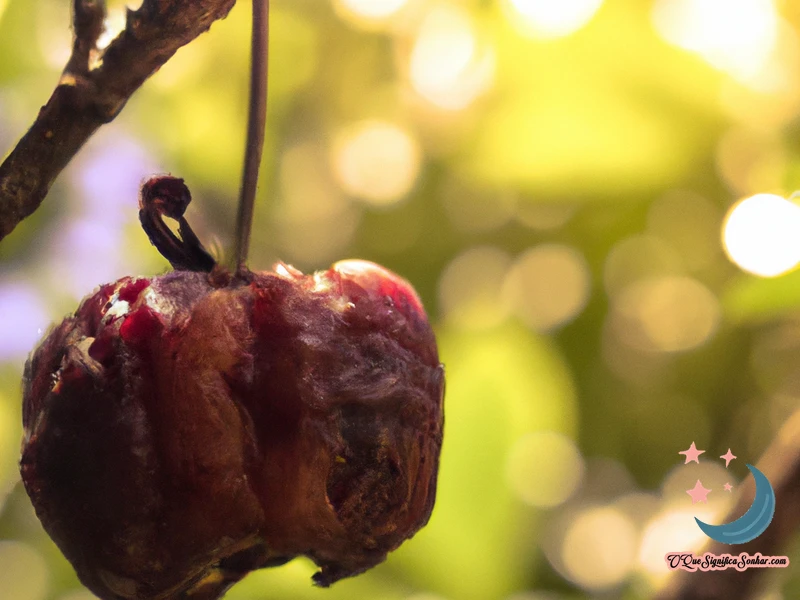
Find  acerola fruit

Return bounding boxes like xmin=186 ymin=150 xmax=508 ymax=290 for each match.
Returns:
xmin=20 ymin=177 xmax=444 ymax=600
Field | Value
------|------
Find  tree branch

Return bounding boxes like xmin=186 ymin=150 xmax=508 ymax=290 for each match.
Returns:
xmin=655 ymin=409 xmax=800 ymax=600
xmin=0 ymin=0 xmax=237 ymax=242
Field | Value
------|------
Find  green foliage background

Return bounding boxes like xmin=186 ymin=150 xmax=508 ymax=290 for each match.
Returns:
xmin=1 ymin=0 xmax=800 ymax=598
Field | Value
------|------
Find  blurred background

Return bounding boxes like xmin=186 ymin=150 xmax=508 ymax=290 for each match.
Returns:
xmin=2 ymin=0 xmax=800 ymax=598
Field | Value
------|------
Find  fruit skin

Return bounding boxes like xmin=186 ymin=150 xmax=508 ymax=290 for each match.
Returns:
xmin=20 ymin=260 xmax=444 ymax=600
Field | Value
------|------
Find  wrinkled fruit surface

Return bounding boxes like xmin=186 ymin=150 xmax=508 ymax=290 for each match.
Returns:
xmin=20 ymin=260 xmax=444 ymax=600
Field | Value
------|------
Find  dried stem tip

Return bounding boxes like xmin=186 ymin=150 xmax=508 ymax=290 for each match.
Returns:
xmin=139 ymin=176 xmax=217 ymax=273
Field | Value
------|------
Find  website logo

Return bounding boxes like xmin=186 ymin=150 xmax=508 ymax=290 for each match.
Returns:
xmin=664 ymin=442 xmax=789 ymax=572
xmin=694 ymin=463 xmax=775 ymax=544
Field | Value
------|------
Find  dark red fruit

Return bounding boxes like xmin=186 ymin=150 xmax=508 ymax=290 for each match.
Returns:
xmin=20 ymin=177 xmax=444 ymax=600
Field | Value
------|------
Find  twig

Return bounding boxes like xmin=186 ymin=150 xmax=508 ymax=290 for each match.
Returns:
xmin=0 ymin=0 xmax=237 ymax=242
xmin=655 ymin=409 xmax=800 ymax=600
xmin=233 ymin=0 xmax=269 ymax=273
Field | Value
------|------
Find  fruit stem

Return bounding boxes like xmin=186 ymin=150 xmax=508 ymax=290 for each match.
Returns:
xmin=139 ymin=176 xmax=217 ymax=273
xmin=233 ymin=0 xmax=270 ymax=274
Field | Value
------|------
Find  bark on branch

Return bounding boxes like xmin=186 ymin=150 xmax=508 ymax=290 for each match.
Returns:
xmin=0 ymin=0 xmax=237 ymax=242
xmin=655 ymin=409 xmax=800 ymax=600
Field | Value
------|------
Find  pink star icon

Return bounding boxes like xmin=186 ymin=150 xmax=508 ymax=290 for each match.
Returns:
xmin=720 ymin=448 xmax=737 ymax=468
xmin=687 ymin=480 xmax=711 ymax=503
xmin=724 ymin=483 xmax=733 ymax=492
xmin=679 ymin=442 xmax=705 ymax=464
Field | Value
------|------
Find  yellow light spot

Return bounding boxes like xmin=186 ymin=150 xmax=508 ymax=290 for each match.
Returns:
xmin=335 ymin=0 xmax=408 ymax=21
xmin=506 ymin=431 xmax=584 ymax=508
xmin=716 ymin=128 xmax=787 ymax=198
xmin=503 ymin=244 xmax=591 ymax=332
xmin=613 ymin=276 xmax=719 ymax=353
xmin=0 ymin=542 xmax=49 ymax=600
xmin=652 ymin=0 xmax=778 ymax=85
xmin=37 ymin=11 xmax=71 ymax=68
xmin=603 ymin=235 xmax=682 ymax=298
xmin=561 ymin=506 xmax=637 ymax=590
xmin=438 ymin=246 xmax=512 ymax=330
xmin=333 ymin=120 xmax=421 ymax=206
xmin=409 ymin=5 xmax=494 ymax=110
xmin=723 ymin=193 xmax=800 ymax=277
xmin=504 ymin=0 xmax=604 ymax=39
xmin=638 ymin=508 xmax=717 ymax=581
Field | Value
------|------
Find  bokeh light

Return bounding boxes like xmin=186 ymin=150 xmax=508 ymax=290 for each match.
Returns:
xmin=722 ymin=193 xmax=800 ymax=277
xmin=409 ymin=5 xmax=494 ymax=110
xmin=515 ymin=203 xmax=575 ymax=231
xmin=638 ymin=508 xmax=714 ymax=579
xmin=716 ymin=128 xmax=787 ymax=197
xmin=36 ymin=9 xmax=71 ymax=69
xmin=637 ymin=461 xmax=736 ymax=583
xmin=503 ymin=244 xmax=591 ymax=332
xmin=274 ymin=141 xmax=359 ymax=266
xmin=611 ymin=276 xmax=720 ymax=353
xmin=438 ymin=246 xmax=512 ymax=330
xmin=652 ymin=0 xmax=779 ymax=85
xmin=560 ymin=506 xmax=637 ymax=590
xmin=603 ymin=235 xmax=682 ymax=298
xmin=335 ymin=0 xmax=408 ymax=22
xmin=332 ymin=120 xmax=422 ymax=206
xmin=504 ymin=0 xmax=604 ymax=39
xmin=505 ymin=431 xmax=584 ymax=508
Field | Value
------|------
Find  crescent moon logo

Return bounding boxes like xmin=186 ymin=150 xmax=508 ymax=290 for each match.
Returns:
xmin=695 ymin=464 xmax=776 ymax=545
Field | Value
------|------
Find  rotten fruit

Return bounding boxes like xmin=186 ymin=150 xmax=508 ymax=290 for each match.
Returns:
xmin=20 ymin=176 xmax=444 ymax=599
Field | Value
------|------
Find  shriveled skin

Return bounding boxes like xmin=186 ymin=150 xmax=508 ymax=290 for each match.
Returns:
xmin=20 ymin=260 xmax=444 ymax=600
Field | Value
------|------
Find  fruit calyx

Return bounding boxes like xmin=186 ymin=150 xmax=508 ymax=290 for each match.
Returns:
xmin=139 ymin=175 xmax=217 ymax=273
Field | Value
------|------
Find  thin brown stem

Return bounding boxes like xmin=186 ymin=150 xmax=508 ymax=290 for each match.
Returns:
xmin=233 ymin=0 xmax=270 ymax=274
